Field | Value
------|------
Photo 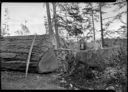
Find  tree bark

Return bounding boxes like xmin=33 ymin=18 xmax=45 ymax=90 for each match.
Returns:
xmin=46 ymin=3 xmax=57 ymax=49
xmin=99 ymin=3 xmax=104 ymax=47
xmin=90 ymin=4 xmax=95 ymax=41
xmin=53 ymin=3 xmax=60 ymax=48
xmin=46 ymin=3 xmax=54 ymax=36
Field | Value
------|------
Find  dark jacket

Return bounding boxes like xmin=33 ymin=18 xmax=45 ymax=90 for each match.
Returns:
xmin=80 ymin=40 xmax=87 ymax=50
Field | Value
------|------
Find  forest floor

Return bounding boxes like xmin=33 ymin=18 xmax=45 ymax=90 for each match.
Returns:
xmin=1 ymin=70 xmax=65 ymax=90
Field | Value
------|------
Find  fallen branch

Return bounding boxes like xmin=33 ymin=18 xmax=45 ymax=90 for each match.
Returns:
xmin=25 ymin=34 xmax=36 ymax=77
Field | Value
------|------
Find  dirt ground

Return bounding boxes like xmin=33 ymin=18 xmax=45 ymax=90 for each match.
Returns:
xmin=1 ymin=71 xmax=65 ymax=90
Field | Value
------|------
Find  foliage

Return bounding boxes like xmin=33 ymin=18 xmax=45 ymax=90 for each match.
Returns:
xmin=82 ymin=3 xmax=100 ymax=29
xmin=57 ymin=1 xmax=127 ymax=40
xmin=104 ymin=46 xmax=127 ymax=88
xmin=57 ymin=3 xmax=84 ymax=37
xmin=107 ymin=45 xmax=127 ymax=67
xmin=103 ymin=0 xmax=127 ymax=38
xmin=1 ymin=27 xmax=10 ymax=36
xmin=1 ymin=8 xmax=10 ymax=36
xmin=57 ymin=45 xmax=127 ymax=91
xmin=14 ymin=22 xmax=30 ymax=35
xmin=112 ymin=0 xmax=127 ymax=25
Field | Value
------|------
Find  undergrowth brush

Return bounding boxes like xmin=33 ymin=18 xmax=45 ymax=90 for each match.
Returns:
xmin=57 ymin=45 xmax=127 ymax=91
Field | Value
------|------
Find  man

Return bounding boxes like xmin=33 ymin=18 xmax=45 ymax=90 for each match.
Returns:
xmin=79 ymin=38 xmax=87 ymax=50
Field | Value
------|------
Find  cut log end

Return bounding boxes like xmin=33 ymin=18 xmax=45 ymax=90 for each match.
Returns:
xmin=38 ymin=48 xmax=59 ymax=73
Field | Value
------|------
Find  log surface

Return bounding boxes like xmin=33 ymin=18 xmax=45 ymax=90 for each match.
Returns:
xmin=0 ymin=35 xmax=51 ymax=62
xmin=0 ymin=35 xmax=68 ymax=73
xmin=0 ymin=35 xmax=53 ymax=72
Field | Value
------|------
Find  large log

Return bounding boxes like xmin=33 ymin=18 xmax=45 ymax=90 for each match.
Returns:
xmin=1 ymin=60 xmax=38 ymax=73
xmin=0 ymin=35 xmax=52 ymax=62
xmin=0 ymin=34 xmax=67 ymax=73
xmin=0 ymin=52 xmax=17 ymax=58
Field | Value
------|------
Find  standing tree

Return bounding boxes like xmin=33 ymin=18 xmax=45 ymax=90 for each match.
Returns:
xmin=46 ymin=3 xmax=57 ymax=49
xmin=14 ymin=20 xmax=30 ymax=35
xmin=100 ymin=0 xmax=127 ymax=39
xmin=99 ymin=3 xmax=104 ymax=47
xmin=1 ymin=8 xmax=10 ymax=36
xmin=82 ymin=3 xmax=97 ymax=43
xmin=57 ymin=3 xmax=84 ymax=41
xmin=110 ymin=0 xmax=127 ymax=38
xmin=46 ymin=3 xmax=53 ymax=35
xmin=44 ymin=16 xmax=49 ymax=34
xmin=91 ymin=4 xmax=96 ymax=41
xmin=52 ymin=3 xmax=60 ymax=48
xmin=21 ymin=20 xmax=30 ymax=35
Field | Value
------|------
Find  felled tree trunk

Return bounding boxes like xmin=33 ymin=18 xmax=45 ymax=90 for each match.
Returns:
xmin=0 ymin=35 xmax=62 ymax=73
xmin=1 ymin=36 xmax=49 ymax=59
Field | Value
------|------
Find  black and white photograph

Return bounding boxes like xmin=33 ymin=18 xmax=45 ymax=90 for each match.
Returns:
xmin=0 ymin=0 xmax=127 ymax=91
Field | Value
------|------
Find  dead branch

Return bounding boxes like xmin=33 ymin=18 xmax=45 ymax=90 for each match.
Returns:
xmin=25 ymin=34 xmax=36 ymax=77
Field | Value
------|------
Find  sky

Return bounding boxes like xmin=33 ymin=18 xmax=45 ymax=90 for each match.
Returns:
xmin=1 ymin=2 xmax=127 ymax=39
xmin=1 ymin=3 xmax=47 ymax=35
